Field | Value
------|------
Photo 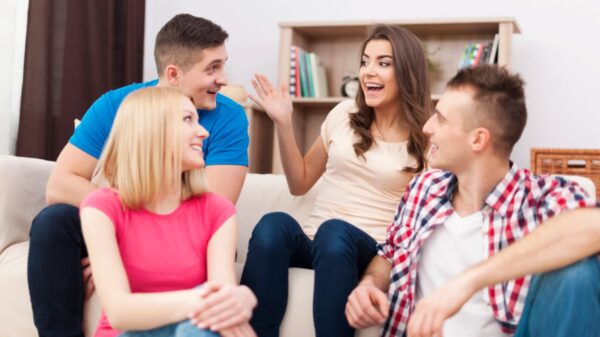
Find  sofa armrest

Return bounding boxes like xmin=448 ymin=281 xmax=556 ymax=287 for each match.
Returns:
xmin=0 ymin=155 xmax=54 ymax=254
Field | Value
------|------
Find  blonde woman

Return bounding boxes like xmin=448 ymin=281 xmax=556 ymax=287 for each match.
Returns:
xmin=80 ymin=87 xmax=256 ymax=337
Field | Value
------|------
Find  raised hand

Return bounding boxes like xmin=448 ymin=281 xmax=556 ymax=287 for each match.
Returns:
xmin=249 ymin=74 xmax=293 ymax=126
xmin=188 ymin=282 xmax=257 ymax=332
xmin=345 ymin=281 xmax=389 ymax=329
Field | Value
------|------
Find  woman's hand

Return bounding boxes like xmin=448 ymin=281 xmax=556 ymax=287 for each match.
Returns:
xmin=188 ymin=282 xmax=257 ymax=331
xmin=249 ymin=74 xmax=293 ymax=126
xmin=219 ymin=322 xmax=257 ymax=337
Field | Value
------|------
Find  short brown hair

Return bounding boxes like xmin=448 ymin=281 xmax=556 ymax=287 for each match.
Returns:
xmin=350 ymin=25 xmax=432 ymax=174
xmin=154 ymin=14 xmax=228 ymax=75
xmin=447 ymin=65 xmax=527 ymax=156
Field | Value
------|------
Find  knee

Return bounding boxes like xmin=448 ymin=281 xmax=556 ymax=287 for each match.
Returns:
xmin=30 ymin=204 xmax=80 ymax=240
xmin=313 ymin=219 xmax=354 ymax=256
xmin=248 ymin=212 xmax=297 ymax=252
xmin=540 ymin=257 xmax=600 ymax=291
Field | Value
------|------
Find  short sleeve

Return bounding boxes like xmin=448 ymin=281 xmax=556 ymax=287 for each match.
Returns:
xmin=320 ymin=100 xmax=355 ymax=151
xmin=80 ymin=188 xmax=123 ymax=227
xmin=69 ymin=93 xmax=114 ymax=159
xmin=202 ymin=193 xmax=237 ymax=238
xmin=203 ymin=96 xmax=249 ymax=167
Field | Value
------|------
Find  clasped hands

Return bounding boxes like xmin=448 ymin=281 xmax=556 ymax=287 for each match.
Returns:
xmin=188 ymin=282 xmax=257 ymax=337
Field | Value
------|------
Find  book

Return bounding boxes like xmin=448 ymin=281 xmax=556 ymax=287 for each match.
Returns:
xmin=305 ymin=52 xmax=315 ymax=97
xmin=488 ymin=34 xmax=500 ymax=65
xmin=297 ymin=47 xmax=309 ymax=97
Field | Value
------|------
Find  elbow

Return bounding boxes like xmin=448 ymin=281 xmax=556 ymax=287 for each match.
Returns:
xmin=105 ymin=307 xmax=129 ymax=331
xmin=288 ymin=186 xmax=308 ymax=196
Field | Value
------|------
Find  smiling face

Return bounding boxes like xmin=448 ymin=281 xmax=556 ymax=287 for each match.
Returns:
xmin=422 ymin=88 xmax=478 ymax=172
xmin=177 ymin=45 xmax=228 ymax=111
xmin=359 ymin=39 xmax=401 ymax=112
xmin=180 ymin=98 xmax=209 ymax=171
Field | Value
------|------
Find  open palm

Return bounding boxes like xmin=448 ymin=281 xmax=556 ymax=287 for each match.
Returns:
xmin=249 ymin=74 xmax=293 ymax=125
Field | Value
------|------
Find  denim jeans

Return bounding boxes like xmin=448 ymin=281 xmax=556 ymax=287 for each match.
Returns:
xmin=240 ymin=212 xmax=377 ymax=337
xmin=119 ymin=320 xmax=220 ymax=337
xmin=28 ymin=204 xmax=87 ymax=337
xmin=514 ymin=256 xmax=600 ymax=337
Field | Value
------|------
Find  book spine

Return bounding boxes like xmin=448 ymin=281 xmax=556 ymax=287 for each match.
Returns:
xmin=289 ymin=46 xmax=297 ymax=97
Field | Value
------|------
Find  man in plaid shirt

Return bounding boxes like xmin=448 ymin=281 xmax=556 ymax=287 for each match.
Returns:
xmin=345 ymin=65 xmax=600 ymax=337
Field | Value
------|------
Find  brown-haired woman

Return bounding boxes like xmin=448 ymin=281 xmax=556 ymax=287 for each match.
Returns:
xmin=241 ymin=25 xmax=432 ymax=337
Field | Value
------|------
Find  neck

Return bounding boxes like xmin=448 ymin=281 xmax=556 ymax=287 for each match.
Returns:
xmin=452 ymin=156 xmax=510 ymax=216
xmin=373 ymin=104 xmax=401 ymax=128
xmin=144 ymin=184 xmax=182 ymax=215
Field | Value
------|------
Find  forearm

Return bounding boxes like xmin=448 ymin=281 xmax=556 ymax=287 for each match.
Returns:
xmin=105 ymin=288 xmax=200 ymax=331
xmin=360 ymin=255 xmax=393 ymax=292
xmin=469 ymin=208 xmax=600 ymax=291
xmin=46 ymin=172 xmax=97 ymax=206
xmin=275 ymin=121 xmax=311 ymax=195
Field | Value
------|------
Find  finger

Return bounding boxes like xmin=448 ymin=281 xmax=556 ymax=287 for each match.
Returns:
xmin=209 ymin=309 xmax=250 ymax=331
xmin=256 ymin=74 xmax=274 ymax=94
xmin=345 ymin=302 xmax=362 ymax=329
xmin=431 ymin=312 xmax=445 ymax=337
xmin=247 ymin=93 xmax=263 ymax=107
xmin=371 ymin=290 xmax=390 ymax=322
xmin=85 ymin=276 xmax=95 ymax=299
xmin=407 ymin=309 xmax=423 ymax=337
xmin=240 ymin=323 xmax=256 ymax=337
xmin=250 ymin=78 xmax=266 ymax=99
xmin=356 ymin=289 xmax=386 ymax=323
xmin=280 ymin=84 xmax=289 ymax=98
xmin=345 ymin=298 xmax=370 ymax=329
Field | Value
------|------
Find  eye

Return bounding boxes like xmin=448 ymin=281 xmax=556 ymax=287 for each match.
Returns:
xmin=380 ymin=61 xmax=391 ymax=67
xmin=360 ymin=59 xmax=368 ymax=67
xmin=183 ymin=115 xmax=193 ymax=123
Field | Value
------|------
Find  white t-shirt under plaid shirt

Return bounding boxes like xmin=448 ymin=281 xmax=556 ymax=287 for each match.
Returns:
xmin=377 ymin=164 xmax=597 ymax=336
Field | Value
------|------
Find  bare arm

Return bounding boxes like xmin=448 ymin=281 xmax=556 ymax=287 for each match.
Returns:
xmin=407 ymin=208 xmax=600 ymax=337
xmin=346 ymin=255 xmax=392 ymax=329
xmin=81 ymin=207 xmax=203 ymax=331
xmin=46 ymin=144 xmax=98 ymax=206
xmin=249 ymin=74 xmax=328 ymax=195
xmin=205 ymin=165 xmax=247 ymax=204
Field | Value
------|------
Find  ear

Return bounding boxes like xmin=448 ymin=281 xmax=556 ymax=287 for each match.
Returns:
xmin=470 ymin=127 xmax=491 ymax=152
xmin=164 ymin=64 xmax=181 ymax=86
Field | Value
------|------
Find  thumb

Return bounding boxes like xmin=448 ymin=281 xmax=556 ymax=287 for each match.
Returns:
xmin=372 ymin=289 xmax=389 ymax=317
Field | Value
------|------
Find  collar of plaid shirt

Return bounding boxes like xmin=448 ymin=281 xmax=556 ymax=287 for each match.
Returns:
xmin=378 ymin=163 xmax=596 ymax=337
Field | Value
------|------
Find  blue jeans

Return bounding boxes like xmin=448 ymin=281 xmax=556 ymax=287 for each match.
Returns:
xmin=240 ymin=212 xmax=377 ymax=337
xmin=28 ymin=204 xmax=87 ymax=337
xmin=119 ymin=320 xmax=219 ymax=337
xmin=514 ymin=256 xmax=600 ymax=337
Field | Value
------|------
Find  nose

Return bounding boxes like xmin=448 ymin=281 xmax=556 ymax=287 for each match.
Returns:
xmin=422 ymin=115 xmax=434 ymax=136
xmin=216 ymin=71 xmax=228 ymax=86
xmin=196 ymin=124 xmax=209 ymax=139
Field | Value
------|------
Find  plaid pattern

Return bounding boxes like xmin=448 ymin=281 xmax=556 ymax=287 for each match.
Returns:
xmin=378 ymin=164 xmax=597 ymax=336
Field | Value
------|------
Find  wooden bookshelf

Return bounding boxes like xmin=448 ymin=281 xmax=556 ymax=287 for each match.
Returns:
xmin=248 ymin=18 xmax=521 ymax=173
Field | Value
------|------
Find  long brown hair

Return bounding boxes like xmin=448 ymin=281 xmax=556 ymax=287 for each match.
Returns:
xmin=349 ymin=25 xmax=432 ymax=174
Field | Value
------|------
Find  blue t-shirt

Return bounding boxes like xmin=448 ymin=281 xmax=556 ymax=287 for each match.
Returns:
xmin=69 ymin=80 xmax=249 ymax=166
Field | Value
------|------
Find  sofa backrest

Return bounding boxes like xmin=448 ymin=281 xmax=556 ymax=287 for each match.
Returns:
xmin=0 ymin=155 xmax=54 ymax=254
xmin=235 ymin=174 xmax=321 ymax=262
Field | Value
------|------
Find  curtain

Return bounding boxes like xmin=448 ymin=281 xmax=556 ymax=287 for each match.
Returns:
xmin=16 ymin=0 xmax=145 ymax=160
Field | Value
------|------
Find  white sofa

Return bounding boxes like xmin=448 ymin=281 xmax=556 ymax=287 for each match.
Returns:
xmin=0 ymin=155 xmax=381 ymax=337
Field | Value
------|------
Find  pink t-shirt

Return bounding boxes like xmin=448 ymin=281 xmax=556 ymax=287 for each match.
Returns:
xmin=80 ymin=188 xmax=236 ymax=337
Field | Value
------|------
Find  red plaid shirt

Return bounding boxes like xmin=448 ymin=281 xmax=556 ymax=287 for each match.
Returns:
xmin=377 ymin=164 xmax=597 ymax=336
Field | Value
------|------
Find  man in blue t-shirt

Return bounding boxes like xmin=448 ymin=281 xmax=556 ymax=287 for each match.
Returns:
xmin=28 ymin=14 xmax=249 ymax=337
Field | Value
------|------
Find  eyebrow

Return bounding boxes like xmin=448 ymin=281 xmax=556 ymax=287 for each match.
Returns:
xmin=361 ymin=54 xmax=393 ymax=60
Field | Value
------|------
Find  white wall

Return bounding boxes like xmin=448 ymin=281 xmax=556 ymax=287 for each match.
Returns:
xmin=144 ymin=0 xmax=600 ymax=169
xmin=0 ymin=0 xmax=29 ymax=155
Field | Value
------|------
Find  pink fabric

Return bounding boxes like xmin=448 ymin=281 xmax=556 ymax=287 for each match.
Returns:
xmin=80 ymin=188 xmax=236 ymax=337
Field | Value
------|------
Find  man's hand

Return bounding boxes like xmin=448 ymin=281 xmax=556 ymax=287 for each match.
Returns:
xmin=81 ymin=257 xmax=95 ymax=299
xmin=345 ymin=280 xmax=389 ymax=329
xmin=188 ymin=283 xmax=257 ymax=331
xmin=407 ymin=271 xmax=477 ymax=337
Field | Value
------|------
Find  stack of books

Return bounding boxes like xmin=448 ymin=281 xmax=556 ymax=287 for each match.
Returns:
xmin=457 ymin=34 xmax=499 ymax=69
xmin=289 ymin=46 xmax=329 ymax=98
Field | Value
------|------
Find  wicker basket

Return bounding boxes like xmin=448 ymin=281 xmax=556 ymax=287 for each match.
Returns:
xmin=530 ymin=148 xmax=600 ymax=199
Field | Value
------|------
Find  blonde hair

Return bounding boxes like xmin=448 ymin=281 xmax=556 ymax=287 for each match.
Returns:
xmin=97 ymin=87 xmax=206 ymax=209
